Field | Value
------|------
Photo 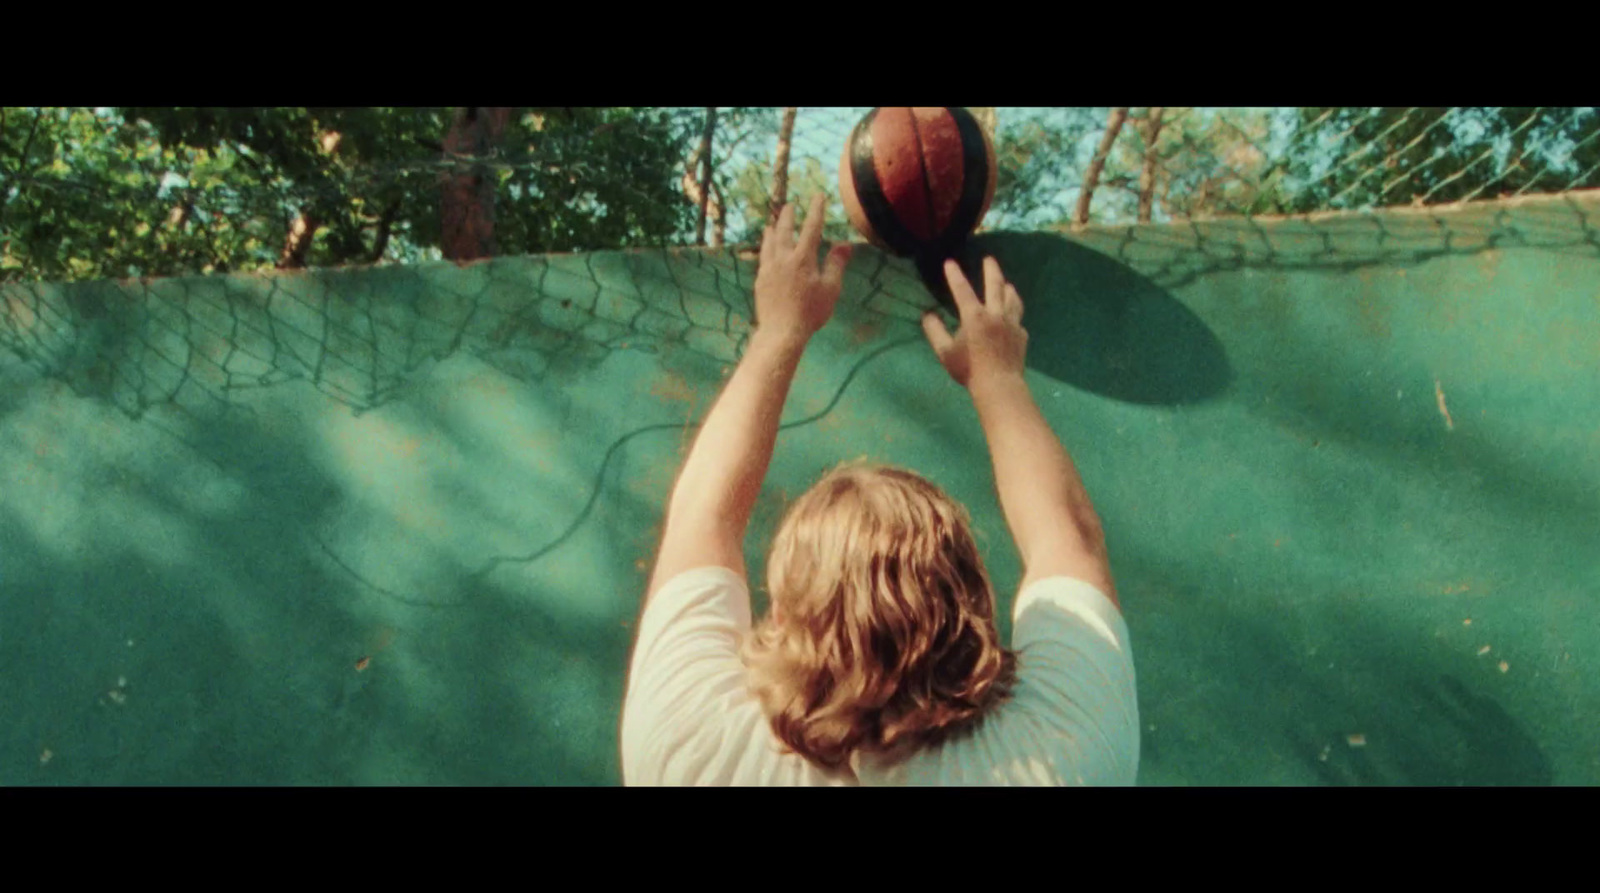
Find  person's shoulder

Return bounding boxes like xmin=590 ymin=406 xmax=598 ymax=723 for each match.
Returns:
xmin=1012 ymin=575 xmax=1128 ymax=653
xmin=635 ymin=566 xmax=752 ymax=644
xmin=649 ymin=565 xmax=749 ymax=607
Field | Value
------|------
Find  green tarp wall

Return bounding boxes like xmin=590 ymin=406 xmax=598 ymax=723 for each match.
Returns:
xmin=2 ymin=192 xmax=1596 ymax=785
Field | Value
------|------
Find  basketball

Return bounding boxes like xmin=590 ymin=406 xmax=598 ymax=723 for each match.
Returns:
xmin=839 ymin=107 xmax=998 ymax=260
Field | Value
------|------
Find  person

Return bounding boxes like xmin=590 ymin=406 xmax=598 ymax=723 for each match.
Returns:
xmin=619 ymin=195 xmax=1138 ymax=785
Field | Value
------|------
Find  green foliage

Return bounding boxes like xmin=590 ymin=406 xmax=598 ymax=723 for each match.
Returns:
xmin=486 ymin=107 xmax=696 ymax=253
xmin=726 ymin=157 xmax=776 ymax=243
xmin=1 ymin=107 xmax=700 ymax=283
xmin=702 ymin=107 xmax=860 ymax=246
xmin=2 ymin=107 xmax=230 ymax=281
xmin=6 ymin=107 xmax=1599 ymax=285
xmin=1273 ymin=107 xmax=1600 ymax=214
xmin=990 ymin=109 xmax=1101 ymax=228
xmin=987 ymin=108 xmax=1289 ymax=227
xmin=1104 ymin=108 xmax=1293 ymax=221
xmin=725 ymin=154 xmax=852 ymax=246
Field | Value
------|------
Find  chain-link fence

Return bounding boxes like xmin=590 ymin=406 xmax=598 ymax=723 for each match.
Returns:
xmin=3 ymin=107 xmax=1597 ymax=285
xmin=720 ymin=107 xmax=1600 ymax=233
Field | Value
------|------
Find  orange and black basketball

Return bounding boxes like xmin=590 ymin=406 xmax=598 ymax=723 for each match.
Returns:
xmin=840 ymin=107 xmax=998 ymax=309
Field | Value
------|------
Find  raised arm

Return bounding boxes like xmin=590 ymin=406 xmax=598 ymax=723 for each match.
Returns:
xmin=643 ymin=196 xmax=852 ymax=606
xmin=921 ymin=258 xmax=1116 ymax=606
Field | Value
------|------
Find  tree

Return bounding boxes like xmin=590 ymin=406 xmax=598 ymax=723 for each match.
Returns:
xmin=123 ymin=107 xmax=446 ymax=269
xmin=11 ymin=107 xmax=1596 ymax=286
xmin=986 ymin=108 xmax=1105 ymax=230
xmin=489 ymin=107 xmax=697 ymax=253
xmin=1272 ymin=107 xmax=1600 ymax=214
xmin=130 ymin=106 xmax=699 ymax=261
xmin=1 ymin=107 xmax=285 ymax=281
xmin=1099 ymin=107 xmax=1286 ymax=222
xmin=1075 ymin=107 xmax=1129 ymax=228
xmin=767 ymin=107 xmax=798 ymax=227
xmin=440 ymin=106 xmax=514 ymax=262
xmin=724 ymin=152 xmax=853 ymax=248
xmin=0 ymin=107 xmax=702 ymax=283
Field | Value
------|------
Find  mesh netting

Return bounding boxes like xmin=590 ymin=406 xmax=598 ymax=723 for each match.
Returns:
xmin=3 ymin=106 xmax=1598 ymax=425
xmin=0 ymin=243 xmax=933 ymax=420
xmin=4 ymin=188 xmax=1594 ymax=427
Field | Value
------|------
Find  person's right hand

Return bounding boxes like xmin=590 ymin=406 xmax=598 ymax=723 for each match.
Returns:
xmin=921 ymin=257 xmax=1028 ymax=389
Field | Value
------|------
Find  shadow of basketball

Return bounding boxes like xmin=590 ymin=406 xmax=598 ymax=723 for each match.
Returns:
xmin=947 ymin=231 xmax=1233 ymax=406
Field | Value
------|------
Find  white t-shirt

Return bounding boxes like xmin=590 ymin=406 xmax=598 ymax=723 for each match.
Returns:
xmin=620 ymin=566 xmax=1139 ymax=786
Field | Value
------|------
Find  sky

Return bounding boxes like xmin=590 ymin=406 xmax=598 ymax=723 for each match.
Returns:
xmin=22 ymin=107 xmax=1600 ymax=267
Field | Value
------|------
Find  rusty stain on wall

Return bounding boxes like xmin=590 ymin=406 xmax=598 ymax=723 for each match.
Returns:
xmin=649 ymin=370 xmax=697 ymax=411
xmin=524 ymin=431 xmax=560 ymax=474
xmin=634 ymin=516 xmax=666 ymax=580
xmin=1353 ymin=282 xmax=1393 ymax=340
xmin=649 ymin=369 xmax=702 ymax=453
xmin=1477 ymin=248 xmax=1502 ymax=282
xmin=850 ymin=316 xmax=885 ymax=346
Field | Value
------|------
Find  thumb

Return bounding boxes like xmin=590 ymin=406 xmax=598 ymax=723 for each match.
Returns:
xmin=921 ymin=310 xmax=955 ymax=359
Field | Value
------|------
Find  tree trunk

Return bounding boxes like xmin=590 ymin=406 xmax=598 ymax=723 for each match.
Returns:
xmin=1138 ymin=107 xmax=1165 ymax=223
xmin=682 ymin=144 xmax=726 ymax=248
xmin=695 ymin=108 xmax=718 ymax=246
xmin=277 ymin=209 xmax=319 ymax=269
xmin=162 ymin=196 xmax=195 ymax=271
xmin=277 ymin=130 xmax=344 ymax=270
xmin=1074 ymin=107 xmax=1129 ymax=229
xmin=441 ymin=107 xmax=514 ymax=262
xmin=166 ymin=199 xmax=193 ymax=230
xmin=369 ymin=199 xmax=401 ymax=264
xmin=768 ymin=107 xmax=798 ymax=227
xmin=711 ymin=182 xmax=725 ymax=247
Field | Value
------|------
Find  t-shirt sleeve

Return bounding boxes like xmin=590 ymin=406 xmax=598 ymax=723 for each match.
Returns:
xmin=1006 ymin=576 xmax=1140 ymax=784
xmin=619 ymin=566 xmax=753 ymax=786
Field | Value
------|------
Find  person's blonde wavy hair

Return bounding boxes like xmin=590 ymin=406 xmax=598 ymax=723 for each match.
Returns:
xmin=741 ymin=461 xmax=1017 ymax=772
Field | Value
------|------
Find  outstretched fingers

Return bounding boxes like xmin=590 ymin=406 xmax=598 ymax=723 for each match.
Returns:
xmin=984 ymin=256 xmax=1007 ymax=317
xmin=796 ymin=194 xmax=827 ymax=257
xmin=1004 ymin=283 xmax=1024 ymax=325
xmin=921 ymin=310 xmax=955 ymax=357
xmin=942 ymin=259 xmax=982 ymax=318
xmin=767 ymin=202 xmax=796 ymax=255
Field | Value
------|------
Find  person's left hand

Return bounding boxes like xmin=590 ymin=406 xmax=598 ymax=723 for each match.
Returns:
xmin=754 ymin=194 xmax=852 ymax=343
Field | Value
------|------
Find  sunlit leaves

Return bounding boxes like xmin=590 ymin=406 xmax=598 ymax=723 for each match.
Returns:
xmin=1275 ymin=107 xmax=1600 ymax=213
xmin=6 ymin=106 xmax=1597 ymax=285
xmin=3 ymin=107 xmax=702 ymax=283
